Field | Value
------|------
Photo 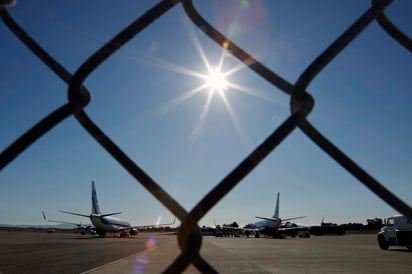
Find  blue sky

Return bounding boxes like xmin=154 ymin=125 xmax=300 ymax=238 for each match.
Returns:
xmin=1 ymin=0 xmax=411 ymax=227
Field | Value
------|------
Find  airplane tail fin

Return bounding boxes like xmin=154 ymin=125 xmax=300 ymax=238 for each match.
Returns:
xmin=272 ymin=192 xmax=280 ymax=219
xmin=92 ymin=181 xmax=101 ymax=215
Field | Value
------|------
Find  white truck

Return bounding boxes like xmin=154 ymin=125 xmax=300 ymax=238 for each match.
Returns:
xmin=377 ymin=215 xmax=412 ymax=250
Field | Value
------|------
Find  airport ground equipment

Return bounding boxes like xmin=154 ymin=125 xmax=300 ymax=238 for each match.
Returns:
xmin=377 ymin=215 xmax=412 ymax=250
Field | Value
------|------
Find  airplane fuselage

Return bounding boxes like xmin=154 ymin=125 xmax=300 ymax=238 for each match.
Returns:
xmin=254 ymin=218 xmax=281 ymax=230
xmin=90 ymin=215 xmax=130 ymax=232
xmin=253 ymin=219 xmax=282 ymax=237
xmin=90 ymin=215 xmax=135 ymax=235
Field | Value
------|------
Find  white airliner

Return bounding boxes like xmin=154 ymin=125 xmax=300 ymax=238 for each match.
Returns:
xmin=237 ymin=192 xmax=307 ymax=238
xmin=47 ymin=181 xmax=175 ymax=237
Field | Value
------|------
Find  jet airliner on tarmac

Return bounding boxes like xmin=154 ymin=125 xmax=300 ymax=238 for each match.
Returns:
xmin=46 ymin=181 xmax=175 ymax=237
xmin=239 ymin=192 xmax=307 ymax=238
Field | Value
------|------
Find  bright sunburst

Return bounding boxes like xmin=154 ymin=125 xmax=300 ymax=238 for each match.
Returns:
xmin=123 ymin=16 xmax=278 ymax=141
xmin=205 ymin=67 xmax=229 ymax=94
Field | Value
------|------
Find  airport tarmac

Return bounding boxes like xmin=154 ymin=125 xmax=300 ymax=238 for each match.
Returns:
xmin=0 ymin=231 xmax=411 ymax=273
xmin=0 ymin=231 xmax=170 ymax=274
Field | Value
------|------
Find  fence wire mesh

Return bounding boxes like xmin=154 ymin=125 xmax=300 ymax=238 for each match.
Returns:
xmin=1 ymin=0 xmax=411 ymax=273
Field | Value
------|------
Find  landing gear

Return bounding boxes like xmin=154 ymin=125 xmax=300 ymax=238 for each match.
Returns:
xmin=119 ymin=231 xmax=129 ymax=238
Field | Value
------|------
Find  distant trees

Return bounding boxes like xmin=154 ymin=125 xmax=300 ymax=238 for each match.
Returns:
xmin=340 ymin=217 xmax=384 ymax=231
xmin=342 ymin=223 xmax=363 ymax=230
xmin=366 ymin=218 xmax=384 ymax=229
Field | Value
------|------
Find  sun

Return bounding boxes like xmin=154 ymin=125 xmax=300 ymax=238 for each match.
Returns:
xmin=205 ymin=67 xmax=229 ymax=94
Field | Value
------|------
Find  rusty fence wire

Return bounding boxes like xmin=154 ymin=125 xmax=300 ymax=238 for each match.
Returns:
xmin=1 ymin=0 xmax=411 ymax=273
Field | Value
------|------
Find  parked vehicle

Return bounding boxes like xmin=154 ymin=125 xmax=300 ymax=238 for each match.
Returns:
xmin=377 ymin=215 xmax=412 ymax=250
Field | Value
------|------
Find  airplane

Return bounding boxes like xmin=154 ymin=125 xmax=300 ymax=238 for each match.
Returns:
xmin=235 ymin=192 xmax=307 ymax=238
xmin=47 ymin=181 xmax=175 ymax=237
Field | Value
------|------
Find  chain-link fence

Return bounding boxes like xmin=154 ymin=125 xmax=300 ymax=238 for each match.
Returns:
xmin=1 ymin=0 xmax=411 ymax=273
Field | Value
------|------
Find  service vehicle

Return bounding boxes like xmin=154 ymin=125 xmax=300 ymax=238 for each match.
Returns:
xmin=377 ymin=215 xmax=412 ymax=250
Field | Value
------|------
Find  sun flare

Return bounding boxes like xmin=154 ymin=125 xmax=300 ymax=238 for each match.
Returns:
xmin=128 ymin=17 xmax=277 ymax=142
xmin=205 ymin=67 xmax=229 ymax=94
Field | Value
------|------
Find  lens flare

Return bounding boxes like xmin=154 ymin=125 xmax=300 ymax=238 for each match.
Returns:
xmin=133 ymin=255 xmax=148 ymax=274
xmin=155 ymin=216 xmax=162 ymax=227
xmin=133 ymin=236 xmax=157 ymax=273
xmin=146 ymin=236 xmax=157 ymax=249
xmin=222 ymin=41 xmax=229 ymax=49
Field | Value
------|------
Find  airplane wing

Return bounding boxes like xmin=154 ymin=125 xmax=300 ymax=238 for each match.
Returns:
xmin=278 ymin=225 xmax=309 ymax=231
xmin=43 ymin=210 xmax=90 ymax=228
xmin=48 ymin=219 xmax=88 ymax=228
xmin=114 ymin=217 xmax=176 ymax=231
xmin=59 ymin=210 xmax=90 ymax=218
xmin=59 ymin=210 xmax=122 ymax=218
xmin=125 ymin=217 xmax=177 ymax=230
xmin=282 ymin=216 xmax=307 ymax=222
xmin=100 ymin=212 xmax=122 ymax=217
xmin=255 ymin=216 xmax=280 ymax=222
xmin=255 ymin=216 xmax=307 ymax=222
